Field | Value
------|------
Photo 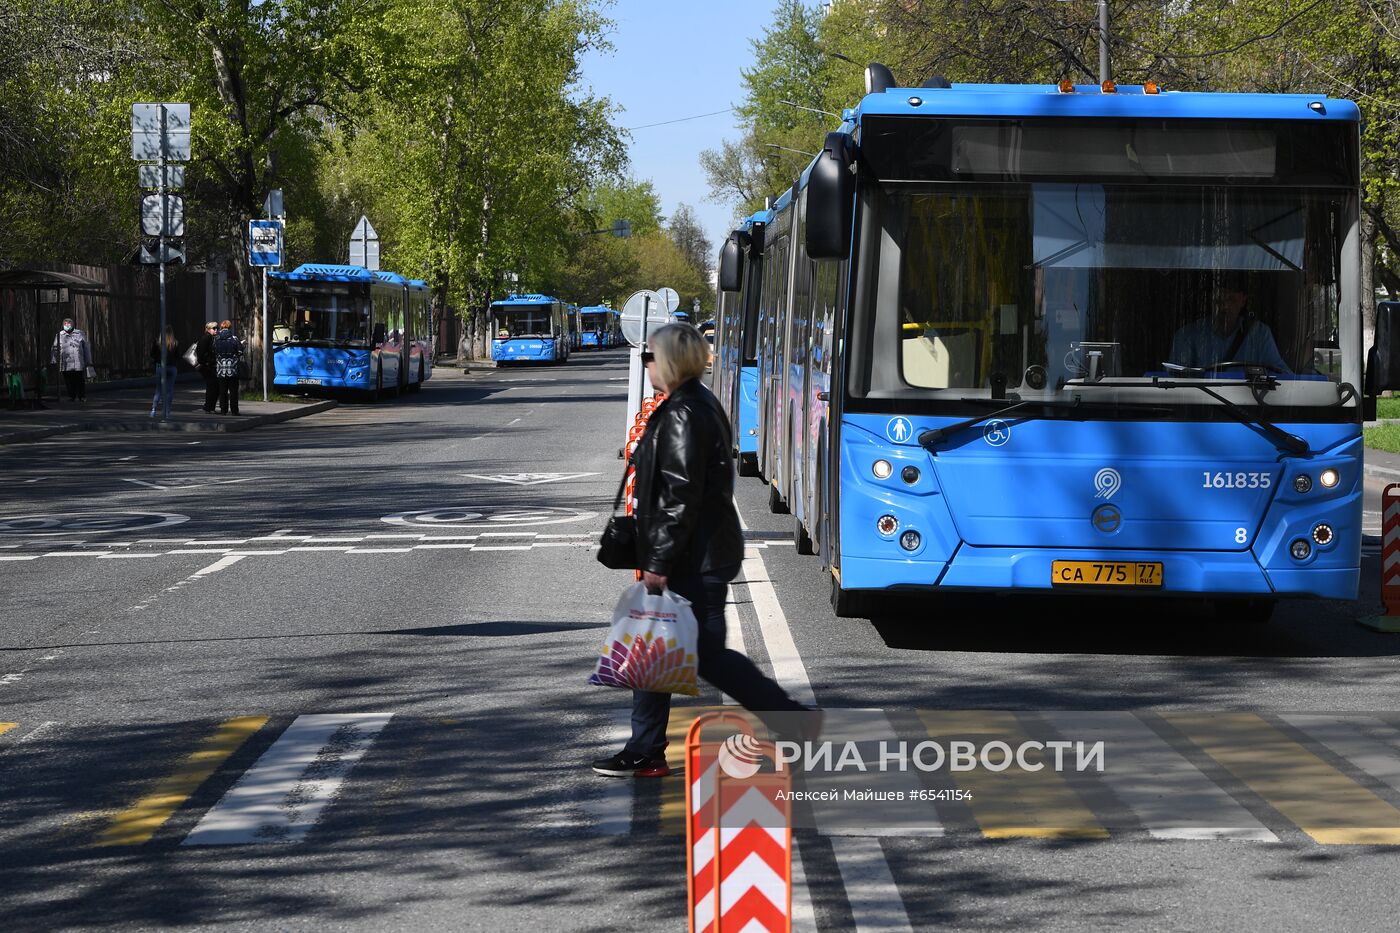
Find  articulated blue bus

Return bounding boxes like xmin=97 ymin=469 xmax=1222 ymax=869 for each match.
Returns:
xmin=270 ymin=263 xmax=433 ymax=399
xmin=715 ymin=210 xmax=773 ymax=476
xmin=567 ymin=304 xmax=582 ymax=351
xmin=717 ymin=70 xmax=1375 ymax=622
xmin=579 ymin=305 xmax=621 ymax=348
xmin=490 ymin=294 xmax=571 ymax=364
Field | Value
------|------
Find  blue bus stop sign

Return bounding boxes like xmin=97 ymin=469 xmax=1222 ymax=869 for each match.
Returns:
xmin=249 ymin=220 xmax=283 ymax=268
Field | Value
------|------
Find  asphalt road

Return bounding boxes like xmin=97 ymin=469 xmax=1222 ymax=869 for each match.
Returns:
xmin=4 ymin=350 xmax=1400 ymax=932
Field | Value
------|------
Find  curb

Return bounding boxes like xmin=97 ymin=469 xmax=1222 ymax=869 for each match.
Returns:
xmin=0 ymin=400 xmax=337 ymax=444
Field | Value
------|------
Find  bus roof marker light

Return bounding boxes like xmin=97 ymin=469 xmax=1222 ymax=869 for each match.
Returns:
xmin=907 ymin=96 xmax=923 ymax=107
xmin=1144 ymin=81 xmax=1160 ymax=95
xmin=1320 ymin=468 xmax=1339 ymax=488
xmin=1309 ymin=101 xmax=1326 ymax=114
xmin=1101 ymin=80 xmax=1117 ymax=94
xmin=1058 ymin=79 xmax=1074 ymax=94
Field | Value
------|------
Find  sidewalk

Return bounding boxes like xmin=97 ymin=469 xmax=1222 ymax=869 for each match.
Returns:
xmin=0 ymin=383 xmax=336 ymax=445
xmin=1365 ymin=446 xmax=1400 ymax=480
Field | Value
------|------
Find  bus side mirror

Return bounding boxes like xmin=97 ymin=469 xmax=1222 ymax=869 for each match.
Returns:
xmin=806 ymin=131 xmax=855 ymax=261
xmin=1370 ymin=301 xmax=1400 ymax=394
xmin=718 ymin=232 xmax=747 ymax=292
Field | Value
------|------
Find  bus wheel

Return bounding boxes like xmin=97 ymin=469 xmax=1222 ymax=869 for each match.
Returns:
xmin=830 ymin=572 xmax=869 ymax=619
xmin=1217 ymin=597 xmax=1276 ymax=625
xmin=768 ymin=483 xmax=789 ymax=514
xmin=795 ymin=518 xmax=815 ymax=555
xmin=738 ymin=452 xmax=759 ymax=477
xmin=407 ymin=361 xmax=423 ymax=393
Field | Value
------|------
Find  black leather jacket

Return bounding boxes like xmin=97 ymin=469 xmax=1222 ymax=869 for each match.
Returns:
xmin=631 ymin=377 xmax=745 ymax=577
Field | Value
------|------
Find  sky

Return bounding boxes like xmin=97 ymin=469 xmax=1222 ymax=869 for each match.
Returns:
xmin=577 ymin=1 xmax=780 ymax=266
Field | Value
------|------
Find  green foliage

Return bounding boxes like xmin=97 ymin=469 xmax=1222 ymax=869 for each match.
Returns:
xmin=1365 ymin=423 xmax=1400 ymax=454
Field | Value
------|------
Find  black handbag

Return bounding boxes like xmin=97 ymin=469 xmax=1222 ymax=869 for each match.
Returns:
xmin=597 ymin=467 xmax=638 ymax=569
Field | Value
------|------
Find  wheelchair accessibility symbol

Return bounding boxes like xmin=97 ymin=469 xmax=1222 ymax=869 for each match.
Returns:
xmin=983 ymin=420 xmax=1011 ymax=447
xmin=886 ymin=417 xmax=914 ymax=443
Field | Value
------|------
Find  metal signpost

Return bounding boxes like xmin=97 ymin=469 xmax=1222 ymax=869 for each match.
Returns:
xmin=132 ymin=102 xmax=190 ymax=423
xmin=620 ymin=288 xmax=675 ymax=450
xmin=249 ymin=215 xmax=284 ymax=402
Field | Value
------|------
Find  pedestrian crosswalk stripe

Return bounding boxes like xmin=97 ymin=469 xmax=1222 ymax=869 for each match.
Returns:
xmin=1042 ymin=711 xmax=1277 ymax=841
xmin=0 ymin=723 xmax=16 ymax=738
xmin=662 ymin=706 xmax=735 ymax=835
xmin=1281 ymin=714 xmax=1400 ymax=801
xmin=94 ymin=715 xmax=269 ymax=847
xmin=183 ymin=713 xmax=392 ymax=846
xmin=1166 ymin=712 xmax=1400 ymax=845
xmin=918 ymin=711 xmax=1108 ymax=839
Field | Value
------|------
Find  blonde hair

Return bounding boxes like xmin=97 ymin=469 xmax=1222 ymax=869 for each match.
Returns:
xmin=649 ymin=322 xmax=708 ymax=389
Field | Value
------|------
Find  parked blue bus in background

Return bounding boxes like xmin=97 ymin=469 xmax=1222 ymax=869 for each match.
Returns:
xmin=490 ymin=294 xmax=570 ymax=364
xmin=270 ymin=263 xmax=433 ymax=400
xmin=579 ymin=305 xmax=621 ymax=348
xmin=715 ymin=209 xmax=772 ymax=477
xmin=718 ymin=68 xmax=1373 ymax=623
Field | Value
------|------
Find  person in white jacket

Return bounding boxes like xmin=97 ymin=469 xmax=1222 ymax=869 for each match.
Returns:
xmin=50 ymin=318 xmax=93 ymax=402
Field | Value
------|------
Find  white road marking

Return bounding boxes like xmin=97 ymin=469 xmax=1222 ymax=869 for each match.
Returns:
xmin=1042 ymin=711 xmax=1277 ymax=841
xmin=739 ymin=546 xmax=816 ymax=708
xmin=22 ymin=476 xmax=50 ymax=483
xmin=722 ymin=597 xmax=747 ymax=706
xmin=184 ymin=713 xmax=392 ymax=845
xmin=829 ymin=837 xmax=914 ymax=933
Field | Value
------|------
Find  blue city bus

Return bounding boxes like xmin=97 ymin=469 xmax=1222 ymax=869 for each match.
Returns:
xmin=490 ymin=294 xmax=570 ymax=364
xmin=718 ymin=71 xmax=1371 ymax=622
xmin=579 ymin=305 xmax=621 ymax=348
xmin=270 ymin=263 xmax=433 ymax=399
xmin=715 ymin=209 xmax=772 ymax=477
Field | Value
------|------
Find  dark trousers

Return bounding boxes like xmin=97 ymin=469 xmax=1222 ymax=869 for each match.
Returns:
xmin=217 ymin=376 xmax=239 ymax=414
xmin=62 ymin=369 xmax=85 ymax=401
xmin=624 ymin=564 xmax=806 ymax=759
xmin=201 ymin=369 xmax=219 ymax=412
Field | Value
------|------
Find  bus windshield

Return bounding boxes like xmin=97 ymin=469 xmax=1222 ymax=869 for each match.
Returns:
xmin=581 ymin=312 xmax=610 ymax=330
xmin=274 ymin=285 xmax=371 ymax=347
xmin=865 ymin=183 xmax=1351 ymax=408
xmin=494 ymin=306 xmax=553 ymax=339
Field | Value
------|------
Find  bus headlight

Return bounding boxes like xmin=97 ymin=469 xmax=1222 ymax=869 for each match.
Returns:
xmin=876 ymin=515 xmax=898 ymax=536
xmin=1290 ymin=539 xmax=1312 ymax=560
xmin=901 ymin=466 xmax=920 ymax=485
xmin=900 ymin=530 xmax=921 ymax=551
xmin=872 ymin=460 xmax=893 ymax=479
xmin=1320 ymin=469 xmax=1339 ymax=488
xmin=1293 ymin=475 xmax=1313 ymax=493
xmin=1312 ymin=524 xmax=1334 ymax=546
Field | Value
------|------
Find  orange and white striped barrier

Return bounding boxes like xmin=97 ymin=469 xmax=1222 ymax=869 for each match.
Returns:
xmin=686 ymin=712 xmax=792 ymax=933
xmin=1362 ymin=483 xmax=1400 ymax=632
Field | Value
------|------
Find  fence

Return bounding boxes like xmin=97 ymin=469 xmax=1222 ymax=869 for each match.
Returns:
xmin=1 ymin=263 xmax=228 ymax=392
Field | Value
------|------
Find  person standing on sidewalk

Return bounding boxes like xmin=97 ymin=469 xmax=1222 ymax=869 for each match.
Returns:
xmin=213 ymin=320 xmax=243 ymax=415
xmin=592 ymin=322 xmax=812 ymax=779
xmin=196 ymin=321 xmax=219 ymax=412
xmin=149 ymin=325 xmax=180 ymax=419
xmin=50 ymin=318 xmax=92 ymax=403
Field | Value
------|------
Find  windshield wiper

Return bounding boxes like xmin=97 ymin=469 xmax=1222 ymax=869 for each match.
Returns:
xmin=918 ymin=398 xmax=1079 ymax=449
xmin=1080 ymin=374 xmax=1308 ymax=455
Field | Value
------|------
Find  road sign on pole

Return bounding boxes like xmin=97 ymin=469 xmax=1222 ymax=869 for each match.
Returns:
xmin=349 ymin=215 xmax=380 ymax=270
xmin=248 ymin=220 xmax=283 ymax=268
xmin=132 ymin=102 xmax=190 ymax=425
xmin=138 ymin=165 xmax=184 ymax=189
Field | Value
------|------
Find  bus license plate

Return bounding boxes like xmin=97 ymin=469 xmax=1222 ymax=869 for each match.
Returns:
xmin=1051 ymin=561 xmax=1163 ymax=588
xmin=295 ymin=377 xmax=322 ymax=385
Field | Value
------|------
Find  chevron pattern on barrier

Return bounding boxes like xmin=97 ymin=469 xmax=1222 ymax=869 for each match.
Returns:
xmin=1384 ymin=484 xmax=1400 ymax=615
xmin=687 ymin=713 xmax=792 ymax=933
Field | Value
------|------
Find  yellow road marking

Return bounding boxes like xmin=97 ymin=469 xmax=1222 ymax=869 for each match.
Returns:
xmin=1167 ymin=712 xmax=1400 ymax=845
xmin=94 ymin=715 xmax=268 ymax=847
xmin=918 ymin=711 xmax=1107 ymax=839
xmin=0 ymin=723 xmax=16 ymax=738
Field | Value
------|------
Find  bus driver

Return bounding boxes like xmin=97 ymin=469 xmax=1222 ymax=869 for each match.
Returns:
xmin=1168 ymin=276 xmax=1290 ymax=374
